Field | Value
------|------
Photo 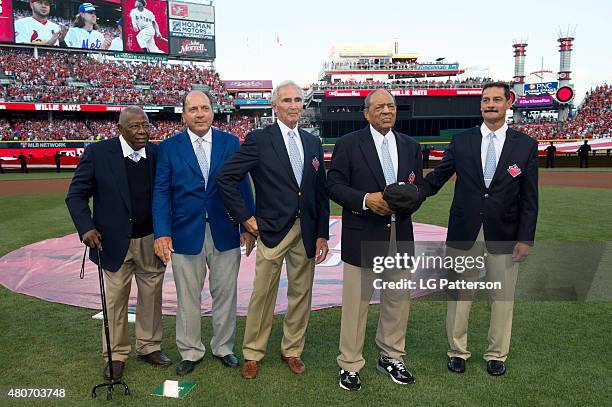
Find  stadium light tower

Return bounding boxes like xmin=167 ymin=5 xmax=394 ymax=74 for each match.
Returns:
xmin=556 ymin=26 xmax=576 ymax=122
xmin=512 ymin=38 xmax=528 ymax=123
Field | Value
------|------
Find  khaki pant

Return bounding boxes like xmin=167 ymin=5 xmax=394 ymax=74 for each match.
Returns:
xmin=171 ymin=223 xmax=241 ymax=361
xmin=446 ymin=227 xmax=519 ymax=362
xmin=242 ymin=220 xmax=315 ymax=361
xmin=102 ymin=234 xmax=166 ymax=362
xmin=337 ymin=224 xmax=411 ymax=372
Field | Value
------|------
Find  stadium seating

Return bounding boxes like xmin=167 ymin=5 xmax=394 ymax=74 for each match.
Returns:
xmin=1 ymin=45 xmax=608 ymax=143
xmin=311 ymin=77 xmax=497 ymax=90
xmin=511 ymin=84 xmax=611 ymax=140
xmin=0 ymin=49 xmax=229 ymax=106
xmin=0 ymin=116 xmax=263 ymax=142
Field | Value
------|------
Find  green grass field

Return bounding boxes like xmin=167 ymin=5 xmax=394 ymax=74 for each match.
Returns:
xmin=0 ymin=172 xmax=74 ymax=181
xmin=0 ymin=181 xmax=611 ymax=405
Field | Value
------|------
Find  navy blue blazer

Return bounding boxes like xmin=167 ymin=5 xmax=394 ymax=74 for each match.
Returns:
xmin=152 ymin=129 xmax=255 ymax=255
xmin=216 ymin=122 xmax=330 ymax=258
xmin=327 ymin=126 xmax=424 ymax=268
xmin=65 ymin=137 xmax=158 ymax=272
xmin=422 ymin=126 xmax=539 ymax=254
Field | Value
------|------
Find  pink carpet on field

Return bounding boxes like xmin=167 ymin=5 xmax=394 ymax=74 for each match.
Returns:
xmin=0 ymin=217 xmax=447 ymax=315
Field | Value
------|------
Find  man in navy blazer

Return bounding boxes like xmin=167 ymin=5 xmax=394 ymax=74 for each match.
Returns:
xmin=216 ymin=80 xmax=330 ymax=380
xmin=422 ymin=82 xmax=538 ymax=376
xmin=152 ymin=91 xmax=255 ymax=376
xmin=66 ymin=107 xmax=171 ymax=381
xmin=328 ymin=89 xmax=422 ymax=391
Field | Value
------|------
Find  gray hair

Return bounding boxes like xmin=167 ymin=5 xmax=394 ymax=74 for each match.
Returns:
xmin=271 ymin=80 xmax=304 ymax=104
xmin=364 ymin=88 xmax=396 ymax=109
xmin=118 ymin=106 xmax=148 ymax=126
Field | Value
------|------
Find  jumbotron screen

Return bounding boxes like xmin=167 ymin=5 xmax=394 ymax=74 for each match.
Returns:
xmin=0 ymin=0 xmax=215 ymax=58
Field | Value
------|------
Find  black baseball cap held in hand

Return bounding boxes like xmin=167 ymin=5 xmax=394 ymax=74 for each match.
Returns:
xmin=383 ymin=182 xmax=420 ymax=213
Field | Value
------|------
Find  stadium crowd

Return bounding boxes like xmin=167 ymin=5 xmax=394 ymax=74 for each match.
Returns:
xmin=0 ymin=49 xmax=229 ymax=106
xmin=560 ymin=84 xmax=611 ymax=139
xmin=0 ymin=45 xmax=609 ymax=143
xmin=2 ymin=82 xmax=610 ymax=142
xmin=511 ymin=84 xmax=611 ymax=140
xmin=0 ymin=115 xmax=264 ymax=142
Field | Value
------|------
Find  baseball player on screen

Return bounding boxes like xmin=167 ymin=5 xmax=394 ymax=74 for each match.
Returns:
xmin=130 ymin=0 xmax=164 ymax=53
xmin=64 ymin=3 xmax=111 ymax=50
xmin=109 ymin=18 xmax=124 ymax=51
xmin=14 ymin=0 xmax=67 ymax=46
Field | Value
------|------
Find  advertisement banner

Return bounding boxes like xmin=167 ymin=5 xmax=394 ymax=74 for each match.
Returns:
xmin=324 ymin=89 xmax=483 ymax=98
xmin=524 ymin=82 xmax=558 ymax=96
xmin=169 ymin=36 xmax=215 ymax=58
xmin=169 ymin=1 xmax=214 ymax=22
xmin=123 ymin=0 xmax=169 ymax=54
xmin=414 ymin=64 xmax=460 ymax=70
xmin=0 ymin=0 xmax=15 ymax=42
xmin=234 ymin=99 xmax=271 ymax=105
xmin=224 ymin=80 xmax=274 ymax=90
xmin=113 ymin=52 xmax=168 ymax=62
xmin=0 ymin=147 xmax=85 ymax=157
xmin=169 ymin=19 xmax=214 ymax=39
xmin=0 ymin=142 xmax=82 ymax=149
xmin=0 ymin=102 xmax=137 ymax=112
xmin=515 ymin=95 xmax=554 ymax=108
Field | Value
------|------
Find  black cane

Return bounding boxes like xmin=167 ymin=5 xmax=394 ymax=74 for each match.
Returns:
xmin=81 ymin=246 xmax=131 ymax=400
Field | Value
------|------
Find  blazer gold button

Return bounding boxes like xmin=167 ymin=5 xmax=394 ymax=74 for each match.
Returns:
xmin=298 ymin=192 xmax=302 ymax=196
xmin=387 ymin=224 xmax=391 ymax=228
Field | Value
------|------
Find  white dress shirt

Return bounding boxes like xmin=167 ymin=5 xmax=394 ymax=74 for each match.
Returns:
xmin=480 ymin=122 xmax=507 ymax=170
xmin=119 ymin=135 xmax=147 ymax=160
xmin=277 ymin=120 xmax=304 ymax=164
xmin=363 ymin=125 xmax=398 ymax=210
xmin=188 ymin=126 xmax=212 ymax=174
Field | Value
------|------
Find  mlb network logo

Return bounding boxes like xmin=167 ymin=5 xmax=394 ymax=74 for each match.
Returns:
xmin=171 ymin=3 xmax=188 ymax=18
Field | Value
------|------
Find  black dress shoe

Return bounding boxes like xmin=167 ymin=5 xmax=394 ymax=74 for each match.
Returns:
xmin=176 ymin=358 xmax=203 ymax=376
xmin=103 ymin=361 xmax=125 ymax=381
xmin=486 ymin=360 xmax=506 ymax=376
xmin=137 ymin=351 xmax=172 ymax=367
xmin=215 ymin=353 xmax=240 ymax=367
xmin=447 ymin=357 xmax=466 ymax=373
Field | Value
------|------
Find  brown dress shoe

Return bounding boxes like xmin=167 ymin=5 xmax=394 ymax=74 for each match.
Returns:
xmin=241 ymin=360 xmax=258 ymax=379
xmin=282 ymin=356 xmax=305 ymax=375
xmin=137 ymin=350 xmax=172 ymax=367
xmin=103 ymin=361 xmax=125 ymax=381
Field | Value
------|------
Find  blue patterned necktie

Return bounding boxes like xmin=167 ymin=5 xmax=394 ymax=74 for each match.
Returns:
xmin=287 ymin=130 xmax=303 ymax=186
xmin=381 ymin=137 xmax=396 ymax=185
xmin=483 ymin=132 xmax=497 ymax=188
xmin=194 ymin=137 xmax=209 ymax=187
xmin=129 ymin=151 xmax=140 ymax=163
